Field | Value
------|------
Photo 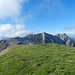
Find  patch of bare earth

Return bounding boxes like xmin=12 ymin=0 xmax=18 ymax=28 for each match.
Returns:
xmin=65 ymin=59 xmax=73 ymax=63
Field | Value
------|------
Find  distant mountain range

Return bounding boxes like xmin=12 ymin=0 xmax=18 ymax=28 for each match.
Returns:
xmin=0 ymin=32 xmax=75 ymax=51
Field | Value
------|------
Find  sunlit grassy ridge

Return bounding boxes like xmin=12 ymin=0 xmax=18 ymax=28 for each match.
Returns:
xmin=0 ymin=44 xmax=75 ymax=75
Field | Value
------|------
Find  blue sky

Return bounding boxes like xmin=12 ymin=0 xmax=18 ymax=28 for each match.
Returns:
xmin=0 ymin=0 xmax=75 ymax=38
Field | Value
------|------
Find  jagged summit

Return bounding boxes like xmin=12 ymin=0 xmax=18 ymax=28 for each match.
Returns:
xmin=56 ymin=33 xmax=75 ymax=47
xmin=0 ymin=32 xmax=75 ymax=51
xmin=56 ymin=33 xmax=61 ymax=37
xmin=62 ymin=33 xmax=67 ymax=35
xmin=56 ymin=33 xmax=67 ymax=37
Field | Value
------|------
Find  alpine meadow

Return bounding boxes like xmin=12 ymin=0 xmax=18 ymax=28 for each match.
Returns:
xmin=0 ymin=44 xmax=75 ymax=75
xmin=0 ymin=0 xmax=75 ymax=75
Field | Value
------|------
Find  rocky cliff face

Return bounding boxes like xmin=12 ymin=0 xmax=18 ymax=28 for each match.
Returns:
xmin=0 ymin=32 xmax=75 ymax=51
xmin=56 ymin=33 xmax=75 ymax=46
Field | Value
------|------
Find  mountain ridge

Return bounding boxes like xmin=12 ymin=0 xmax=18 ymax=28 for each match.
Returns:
xmin=0 ymin=32 xmax=75 ymax=51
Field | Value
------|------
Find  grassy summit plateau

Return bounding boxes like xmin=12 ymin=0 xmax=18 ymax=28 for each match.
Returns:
xmin=0 ymin=44 xmax=75 ymax=75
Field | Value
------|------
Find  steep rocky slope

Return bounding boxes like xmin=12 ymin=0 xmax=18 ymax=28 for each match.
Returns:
xmin=0 ymin=32 xmax=75 ymax=51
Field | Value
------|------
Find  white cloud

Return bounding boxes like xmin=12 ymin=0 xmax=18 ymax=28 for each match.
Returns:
xmin=0 ymin=0 xmax=26 ymax=18
xmin=63 ymin=26 xmax=75 ymax=30
xmin=0 ymin=24 xmax=32 ymax=39
xmin=67 ymin=33 xmax=75 ymax=37
xmin=15 ymin=14 xmax=32 ymax=24
xmin=30 ymin=0 xmax=65 ymax=12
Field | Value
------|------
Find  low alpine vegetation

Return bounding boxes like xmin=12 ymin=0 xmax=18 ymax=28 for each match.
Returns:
xmin=0 ymin=44 xmax=75 ymax=75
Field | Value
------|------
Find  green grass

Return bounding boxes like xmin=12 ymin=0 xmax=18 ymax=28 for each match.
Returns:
xmin=0 ymin=44 xmax=75 ymax=75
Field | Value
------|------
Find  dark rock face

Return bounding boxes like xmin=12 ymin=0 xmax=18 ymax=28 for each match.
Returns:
xmin=0 ymin=38 xmax=19 ymax=52
xmin=24 ymin=33 xmax=43 ymax=44
xmin=0 ymin=40 xmax=8 ymax=51
xmin=0 ymin=32 xmax=75 ymax=51
xmin=56 ymin=33 xmax=75 ymax=47
xmin=44 ymin=33 xmax=65 ymax=44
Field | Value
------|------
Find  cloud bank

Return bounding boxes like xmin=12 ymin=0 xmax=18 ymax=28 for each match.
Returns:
xmin=63 ymin=26 xmax=75 ymax=30
xmin=0 ymin=24 xmax=32 ymax=39
xmin=0 ymin=0 xmax=25 ymax=19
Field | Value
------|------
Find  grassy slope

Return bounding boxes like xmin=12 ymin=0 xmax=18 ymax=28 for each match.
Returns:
xmin=0 ymin=44 xmax=75 ymax=75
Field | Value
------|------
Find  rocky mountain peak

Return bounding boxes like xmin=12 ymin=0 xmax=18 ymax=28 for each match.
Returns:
xmin=62 ymin=33 xmax=67 ymax=35
xmin=0 ymin=32 xmax=75 ymax=51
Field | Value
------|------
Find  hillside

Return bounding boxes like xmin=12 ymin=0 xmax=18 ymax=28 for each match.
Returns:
xmin=0 ymin=44 xmax=75 ymax=75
